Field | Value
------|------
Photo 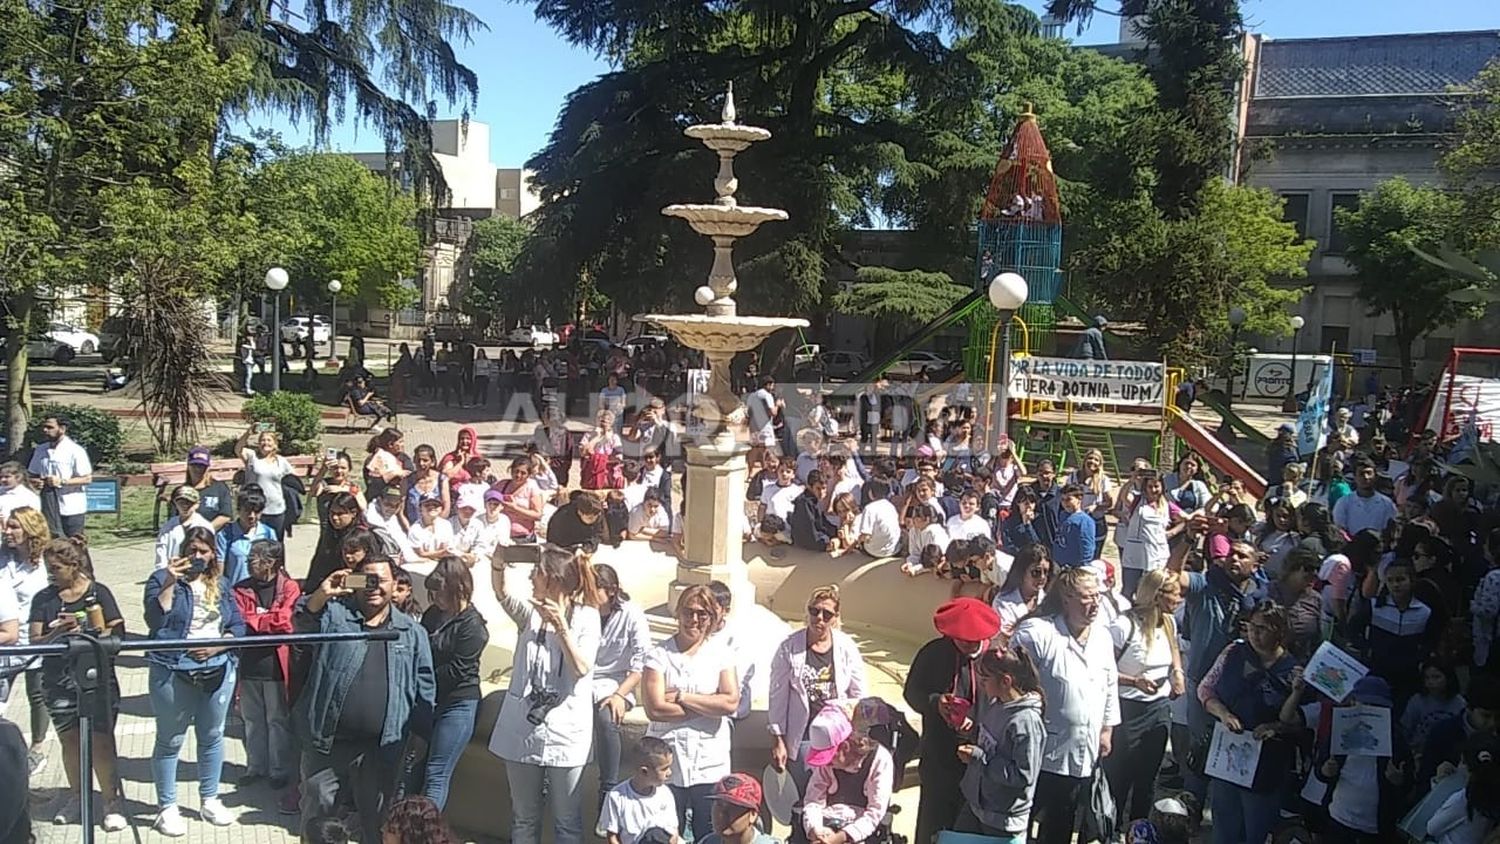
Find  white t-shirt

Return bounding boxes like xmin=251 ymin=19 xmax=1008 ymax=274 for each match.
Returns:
xmin=992 ymin=460 xmax=1022 ymax=506
xmin=0 ymin=484 xmax=41 ymax=524
xmin=945 ymin=514 xmax=991 ymax=541
xmin=905 ymin=523 xmax=951 ymax=567
xmin=153 ymin=512 xmax=214 ymax=570
xmin=186 ymin=579 xmax=222 ymax=640
xmin=407 ymin=518 xmax=456 ymax=554
xmin=645 ymin=637 xmax=735 ymax=787
xmin=856 ymin=499 xmax=902 ymax=557
xmin=621 ymin=481 xmax=651 ymax=513
xmin=628 ymin=503 xmax=670 ymax=535
xmin=1 ymin=553 xmax=48 ymax=645
xmin=599 ymin=780 xmax=679 ymax=844
xmin=1109 ymin=612 xmax=1173 ymax=702
xmin=749 ymin=388 xmax=777 ymax=445
xmin=760 ymin=482 xmax=803 ymax=522
xmin=241 ymin=451 xmax=292 ymax=516
xmin=28 ymin=436 xmax=93 ymax=517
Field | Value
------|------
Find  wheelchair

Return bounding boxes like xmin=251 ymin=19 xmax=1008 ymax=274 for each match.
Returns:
xmin=788 ymin=803 xmax=905 ymax=844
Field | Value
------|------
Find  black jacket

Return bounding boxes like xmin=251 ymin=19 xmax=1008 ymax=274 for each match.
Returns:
xmin=547 ymin=500 xmax=606 ymax=549
xmin=789 ymin=490 xmax=831 ymax=551
xmin=422 ymin=604 xmax=489 ymax=702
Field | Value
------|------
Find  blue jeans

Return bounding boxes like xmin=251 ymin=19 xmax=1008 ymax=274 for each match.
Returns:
xmin=148 ymin=661 xmax=235 ymax=807
xmin=1210 ymin=779 xmax=1281 ymax=844
xmin=506 ymin=760 xmax=585 ymax=844
xmin=593 ymin=699 xmax=623 ymax=801
xmin=422 ymin=697 xmax=477 ymax=809
xmin=672 ymin=783 xmax=717 ymax=841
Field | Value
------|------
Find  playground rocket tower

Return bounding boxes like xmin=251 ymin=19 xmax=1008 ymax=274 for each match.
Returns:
xmin=965 ymin=105 xmax=1064 ymax=380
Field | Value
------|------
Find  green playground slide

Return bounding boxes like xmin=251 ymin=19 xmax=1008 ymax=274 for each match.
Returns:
xmin=849 ymin=290 xmax=988 ymax=383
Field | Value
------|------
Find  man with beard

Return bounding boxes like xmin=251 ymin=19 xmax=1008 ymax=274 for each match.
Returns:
xmin=294 ymin=556 xmax=435 ymax=843
xmin=902 ymin=598 xmax=1001 ymax=844
xmin=27 ymin=415 xmax=93 ymax=537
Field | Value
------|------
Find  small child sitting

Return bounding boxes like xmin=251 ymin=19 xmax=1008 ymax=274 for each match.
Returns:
xmin=799 ymin=705 xmax=895 ymax=844
xmin=599 ymin=737 xmax=680 ymax=844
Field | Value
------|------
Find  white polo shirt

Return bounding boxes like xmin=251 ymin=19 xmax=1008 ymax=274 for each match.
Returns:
xmin=28 ymin=436 xmax=92 ymax=517
xmin=856 ymin=498 xmax=902 ymax=557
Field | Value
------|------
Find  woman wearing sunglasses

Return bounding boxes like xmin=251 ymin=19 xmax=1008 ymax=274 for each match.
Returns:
xmin=767 ymin=585 xmax=869 ymax=794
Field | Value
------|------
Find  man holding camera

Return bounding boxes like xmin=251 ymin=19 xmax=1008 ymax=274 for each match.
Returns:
xmin=293 ymin=556 xmax=435 ymax=843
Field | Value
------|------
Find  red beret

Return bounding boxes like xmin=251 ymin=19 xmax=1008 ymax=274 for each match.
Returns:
xmin=933 ymin=597 xmax=1000 ymax=642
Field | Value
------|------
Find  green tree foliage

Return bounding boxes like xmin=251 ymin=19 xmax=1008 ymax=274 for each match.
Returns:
xmin=459 ymin=215 xmax=533 ymax=331
xmin=1336 ymin=178 xmax=1480 ymax=386
xmin=833 ymin=268 xmax=973 ymax=323
xmin=245 ymin=150 xmax=421 ymax=308
xmin=1069 ymin=181 xmax=1311 ymax=367
xmin=517 ymin=0 xmax=1060 ymax=322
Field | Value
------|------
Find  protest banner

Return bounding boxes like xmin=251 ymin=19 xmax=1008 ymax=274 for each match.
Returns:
xmin=1007 ymin=356 xmax=1166 ymax=407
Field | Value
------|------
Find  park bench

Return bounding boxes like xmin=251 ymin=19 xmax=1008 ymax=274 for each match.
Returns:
xmin=149 ymin=454 xmax=318 ymax=529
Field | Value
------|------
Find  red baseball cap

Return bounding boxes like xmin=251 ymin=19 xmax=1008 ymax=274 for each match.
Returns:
xmin=709 ymin=773 xmax=763 ymax=811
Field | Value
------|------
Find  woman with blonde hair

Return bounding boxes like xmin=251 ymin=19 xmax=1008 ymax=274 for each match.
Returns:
xmin=768 ymin=585 xmax=869 ymax=792
xmin=237 ymin=426 xmax=294 ymax=540
xmin=143 ymin=524 xmax=245 ymax=835
xmin=642 ymin=584 xmax=740 ymax=839
xmin=489 ymin=544 xmax=602 ymax=844
xmin=1067 ymin=448 xmax=1114 ymax=559
xmin=2 ymin=505 xmax=53 ymax=770
xmin=1104 ymin=568 xmax=1186 ymax=828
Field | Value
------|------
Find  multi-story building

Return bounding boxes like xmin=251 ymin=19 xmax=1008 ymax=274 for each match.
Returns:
xmin=351 ymin=119 xmax=539 ymax=336
xmin=1237 ymin=30 xmax=1500 ymax=375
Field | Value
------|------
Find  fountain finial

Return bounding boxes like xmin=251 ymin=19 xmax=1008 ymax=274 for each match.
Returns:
xmin=722 ymin=82 xmax=737 ymax=124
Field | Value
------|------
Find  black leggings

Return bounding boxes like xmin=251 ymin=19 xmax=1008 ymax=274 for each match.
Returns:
xmin=1032 ymin=770 xmax=1089 ymax=844
xmin=24 ymin=668 xmax=49 ymax=745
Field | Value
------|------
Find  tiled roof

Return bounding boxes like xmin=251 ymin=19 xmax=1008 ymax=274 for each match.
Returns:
xmin=1255 ymin=31 xmax=1500 ymax=98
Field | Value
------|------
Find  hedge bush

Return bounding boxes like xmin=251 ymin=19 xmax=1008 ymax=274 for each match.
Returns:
xmin=27 ymin=403 xmax=125 ymax=467
xmin=242 ymin=392 xmax=324 ymax=448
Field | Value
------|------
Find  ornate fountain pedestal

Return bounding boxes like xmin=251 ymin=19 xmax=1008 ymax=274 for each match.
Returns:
xmin=646 ymin=83 xmax=807 ymax=611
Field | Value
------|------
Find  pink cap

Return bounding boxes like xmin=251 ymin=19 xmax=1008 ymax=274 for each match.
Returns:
xmin=804 ymin=704 xmax=853 ymax=767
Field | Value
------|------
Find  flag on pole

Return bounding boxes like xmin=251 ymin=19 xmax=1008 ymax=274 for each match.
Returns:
xmin=1297 ymin=362 xmax=1334 ymax=458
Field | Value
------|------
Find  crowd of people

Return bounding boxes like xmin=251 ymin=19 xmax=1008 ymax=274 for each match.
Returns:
xmin=5 ymin=361 xmax=1500 ymax=844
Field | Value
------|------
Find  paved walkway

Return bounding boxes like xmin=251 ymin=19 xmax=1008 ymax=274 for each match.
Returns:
xmin=11 ymin=530 xmax=330 ymax=844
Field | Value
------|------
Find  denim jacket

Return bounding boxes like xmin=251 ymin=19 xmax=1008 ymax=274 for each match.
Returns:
xmin=292 ymin=595 xmax=435 ymax=755
xmin=142 ymin=569 xmax=246 ymax=672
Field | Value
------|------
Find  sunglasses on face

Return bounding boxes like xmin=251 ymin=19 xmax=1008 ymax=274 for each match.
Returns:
xmin=807 ymin=607 xmax=837 ymax=622
xmin=1028 ymin=567 xmax=1049 ymax=578
xmin=681 ymin=608 xmax=713 ymax=622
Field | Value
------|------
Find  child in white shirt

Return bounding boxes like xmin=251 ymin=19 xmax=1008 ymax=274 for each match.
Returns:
xmin=407 ymin=496 xmax=455 ymax=559
xmin=599 ymin=738 xmax=680 ymax=844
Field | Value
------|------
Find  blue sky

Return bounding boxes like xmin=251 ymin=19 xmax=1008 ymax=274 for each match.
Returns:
xmin=244 ymin=0 xmax=1499 ymax=168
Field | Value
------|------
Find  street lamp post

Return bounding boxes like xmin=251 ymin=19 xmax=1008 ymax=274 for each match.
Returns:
xmin=265 ymin=267 xmax=289 ymax=393
xmin=1283 ymin=314 xmax=1305 ymax=412
xmin=988 ymin=272 xmax=1029 ymax=452
xmin=327 ymin=280 xmax=343 ymax=361
xmin=1219 ymin=306 xmax=1247 ymax=441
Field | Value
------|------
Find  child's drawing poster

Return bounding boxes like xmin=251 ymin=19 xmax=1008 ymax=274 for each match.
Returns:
xmin=1204 ymin=721 xmax=1263 ymax=788
xmin=1304 ymin=641 xmax=1369 ymax=703
xmin=1331 ymin=704 xmax=1393 ymax=757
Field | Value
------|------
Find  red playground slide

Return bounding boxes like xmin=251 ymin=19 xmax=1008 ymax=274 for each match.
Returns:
xmin=1170 ymin=410 xmax=1268 ymax=499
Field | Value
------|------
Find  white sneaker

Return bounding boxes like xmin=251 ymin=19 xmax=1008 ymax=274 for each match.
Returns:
xmin=48 ymin=796 xmax=79 ymax=825
xmin=101 ymin=810 xmax=128 ymax=832
xmin=200 ymin=797 xmax=234 ymax=827
xmin=154 ymin=805 xmax=187 ymax=837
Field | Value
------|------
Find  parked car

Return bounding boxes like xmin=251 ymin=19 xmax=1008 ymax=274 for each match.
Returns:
xmin=621 ymin=334 xmax=669 ymax=357
xmin=280 ymin=315 xmax=331 ymax=344
xmin=795 ymin=350 xmax=870 ymax=381
xmin=97 ymin=314 xmax=143 ymax=363
xmin=886 ymin=350 xmax=957 ymax=381
xmin=0 ymin=334 xmax=80 ymax=365
xmin=793 ymin=343 xmax=821 ymax=369
xmin=506 ymin=324 xmax=558 ymax=347
xmin=46 ymin=322 xmax=100 ymax=356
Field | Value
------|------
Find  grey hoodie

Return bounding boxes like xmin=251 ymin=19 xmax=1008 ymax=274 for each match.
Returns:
xmin=959 ymin=692 xmax=1045 ymax=835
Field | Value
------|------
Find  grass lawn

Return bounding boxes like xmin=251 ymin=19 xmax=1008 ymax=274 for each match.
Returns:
xmin=84 ymin=485 xmax=161 ymax=549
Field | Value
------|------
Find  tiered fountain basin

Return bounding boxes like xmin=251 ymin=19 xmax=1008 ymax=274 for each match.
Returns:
xmin=662 ymin=202 xmax=789 ymax=238
xmin=639 ymin=312 xmax=808 ymax=352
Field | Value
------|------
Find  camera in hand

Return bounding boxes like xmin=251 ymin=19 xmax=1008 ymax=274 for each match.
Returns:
xmin=344 ymin=573 xmax=370 ymax=589
xmin=525 ymin=689 xmax=561 ymax=725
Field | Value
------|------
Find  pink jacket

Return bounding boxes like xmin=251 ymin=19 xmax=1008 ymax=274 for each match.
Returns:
xmin=767 ymin=628 xmax=868 ymax=758
xmin=803 ymin=744 xmax=895 ymax=842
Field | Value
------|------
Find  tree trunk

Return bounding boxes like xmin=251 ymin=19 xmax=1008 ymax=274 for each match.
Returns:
xmin=1398 ymin=336 xmax=1415 ymax=387
xmin=5 ymin=290 xmax=35 ymax=459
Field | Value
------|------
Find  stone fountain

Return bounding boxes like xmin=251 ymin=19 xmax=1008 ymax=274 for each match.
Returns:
xmin=643 ymin=83 xmax=808 ymax=606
